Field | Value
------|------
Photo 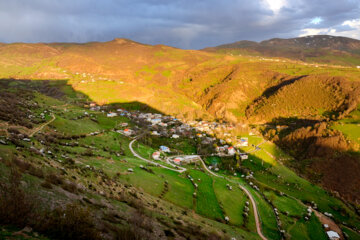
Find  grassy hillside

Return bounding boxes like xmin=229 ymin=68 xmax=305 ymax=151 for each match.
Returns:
xmin=1 ymin=80 xmax=359 ymax=239
xmin=0 ymin=37 xmax=359 ymax=236
xmin=1 ymin=38 xmax=360 ymax=124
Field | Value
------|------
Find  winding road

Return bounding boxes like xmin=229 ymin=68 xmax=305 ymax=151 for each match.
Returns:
xmin=128 ymin=136 xmax=267 ymax=239
xmin=198 ymin=158 xmax=268 ymax=240
xmin=129 ymin=139 xmax=187 ymax=173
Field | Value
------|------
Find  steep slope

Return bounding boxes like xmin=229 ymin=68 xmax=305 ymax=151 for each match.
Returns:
xmin=245 ymin=76 xmax=360 ymax=122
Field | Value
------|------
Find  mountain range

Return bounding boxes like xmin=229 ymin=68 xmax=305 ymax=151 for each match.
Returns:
xmin=0 ymin=35 xmax=360 ymax=239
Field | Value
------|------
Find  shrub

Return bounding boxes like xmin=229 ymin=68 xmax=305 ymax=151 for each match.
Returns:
xmin=61 ymin=181 xmax=78 ymax=194
xmin=28 ymin=165 xmax=44 ymax=178
xmin=45 ymin=173 xmax=63 ymax=185
xmin=0 ymin=168 xmax=35 ymax=227
xmin=39 ymin=203 xmax=100 ymax=240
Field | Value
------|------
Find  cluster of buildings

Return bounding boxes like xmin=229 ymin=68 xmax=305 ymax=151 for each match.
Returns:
xmin=100 ymin=107 xmax=253 ymax=163
xmin=185 ymin=120 xmax=250 ymax=148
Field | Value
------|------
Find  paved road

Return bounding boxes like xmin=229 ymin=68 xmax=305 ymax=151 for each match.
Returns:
xmin=29 ymin=114 xmax=56 ymax=137
xmin=129 ymin=137 xmax=268 ymax=240
xmin=129 ymin=139 xmax=187 ymax=173
xmin=238 ymin=184 xmax=268 ymax=240
xmin=198 ymin=158 xmax=268 ymax=240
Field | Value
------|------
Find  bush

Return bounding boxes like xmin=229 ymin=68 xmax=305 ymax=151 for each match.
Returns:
xmin=45 ymin=173 xmax=63 ymax=185
xmin=39 ymin=203 xmax=100 ymax=240
xmin=61 ymin=181 xmax=78 ymax=194
xmin=0 ymin=168 xmax=35 ymax=227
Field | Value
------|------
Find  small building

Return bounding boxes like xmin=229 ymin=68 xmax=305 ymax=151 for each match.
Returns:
xmin=123 ymin=128 xmax=133 ymax=136
xmin=173 ymin=157 xmax=182 ymax=165
xmin=121 ymin=122 xmax=128 ymax=127
xmin=151 ymin=131 xmax=160 ymax=136
xmin=326 ymin=231 xmax=340 ymax=240
xmin=152 ymin=151 xmax=161 ymax=160
xmin=150 ymin=118 xmax=162 ymax=124
xmin=240 ymin=154 xmax=248 ymax=160
xmin=239 ymin=137 xmax=248 ymax=147
xmin=228 ymin=146 xmax=236 ymax=155
xmin=107 ymin=112 xmax=117 ymax=117
xmin=160 ymin=146 xmax=170 ymax=153
xmin=171 ymin=134 xmax=180 ymax=139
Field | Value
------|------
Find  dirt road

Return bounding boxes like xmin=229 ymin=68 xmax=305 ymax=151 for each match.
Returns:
xmin=29 ymin=114 xmax=56 ymax=137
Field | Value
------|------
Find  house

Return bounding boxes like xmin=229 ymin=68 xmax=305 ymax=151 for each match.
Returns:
xmin=151 ymin=131 xmax=160 ymax=136
xmin=150 ymin=118 xmax=161 ymax=124
xmin=171 ymin=134 xmax=180 ymax=139
xmin=121 ymin=122 xmax=128 ymax=127
xmin=123 ymin=128 xmax=133 ymax=136
xmin=107 ymin=112 xmax=117 ymax=117
xmin=240 ymin=154 xmax=248 ymax=160
xmin=160 ymin=146 xmax=170 ymax=153
xmin=173 ymin=157 xmax=182 ymax=165
xmin=239 ymin=137 xmax=248 ymax=147
xmin=152 ymin=151 xmax=161 ymax=160
xmin=228 ymin=146 xmax=236 ymax=155
xmin=326 ymin=231 xmax=340 ymax=240
xmin=216 ymin=146 xmax=226 ymax=153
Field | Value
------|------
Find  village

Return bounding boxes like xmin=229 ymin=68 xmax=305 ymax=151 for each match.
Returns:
xmin=98 ymin=104 xmax=345 ymax=240
xmin=100 ymin=104 xmax=252 ymax=164
xmin=0 ymin=92 xmax=350 ymax=240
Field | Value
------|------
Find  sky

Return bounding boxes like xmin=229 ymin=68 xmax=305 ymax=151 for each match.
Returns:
xmin=0 ymin=0 xmax=359 ymax=49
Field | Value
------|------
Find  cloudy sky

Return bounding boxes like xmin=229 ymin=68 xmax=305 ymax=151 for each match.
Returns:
xmin=0 ymin=0 xmax=359 ymax=49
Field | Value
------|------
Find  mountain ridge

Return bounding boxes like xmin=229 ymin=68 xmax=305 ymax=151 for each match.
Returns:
xmin=204 ymin=35 xmax=360 ymax=66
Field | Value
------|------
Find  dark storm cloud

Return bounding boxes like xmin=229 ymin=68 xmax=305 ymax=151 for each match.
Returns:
xmin=0 ymin=0 xmax=359 ymax=49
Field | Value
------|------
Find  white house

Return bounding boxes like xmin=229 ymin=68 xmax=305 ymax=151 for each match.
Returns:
xmin=152 ymin=151 xmax=161 ymax=160
xmin=151 ymin=131 xmax=160 ymax=136
xmin=107 ymin=112 xmax=117 ymax=117
xmin=123 ymin=128 xmax=133 ymax=136
xmin=173 ymin=157 xmax=182 ymax=165
xmin=240 ymin=154 xmax=248 ymax=160
xmin=239 ymin=137 xmax=248 ymax=147
xmin=326 ymin=231 xmax=340 ymax=240
xmin=171 ymin=134 xmax=180 ymax=139
xmin=228 ymin=146 xmax=236 ymax=155
xmin=150 ymin=118 xmax=162 ymax=124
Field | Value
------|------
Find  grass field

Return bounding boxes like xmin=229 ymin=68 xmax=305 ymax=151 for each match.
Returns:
xmin=332 ymin=109 xmax=360 ymax=144
xmin=213 ymin=177 xmax=250 ymax=227
xmin=189 ymin=170 xmax=224 ymax=221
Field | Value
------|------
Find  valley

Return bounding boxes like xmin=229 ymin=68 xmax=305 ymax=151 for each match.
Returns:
xmin=0 ymin=35 xmax=359 ymax=240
